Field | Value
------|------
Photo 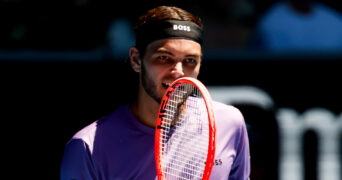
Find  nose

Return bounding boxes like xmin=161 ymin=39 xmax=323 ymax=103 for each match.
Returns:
xmin=170 ymin=62 xmax=184 ymax=79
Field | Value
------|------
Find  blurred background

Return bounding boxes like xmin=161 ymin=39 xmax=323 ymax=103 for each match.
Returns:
xmin=1 ymin=0 xmax=341 ymax=179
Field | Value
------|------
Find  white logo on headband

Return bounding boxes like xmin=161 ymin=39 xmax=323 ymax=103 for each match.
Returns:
xmin=173 ymin=24 xmax=191 ymax=32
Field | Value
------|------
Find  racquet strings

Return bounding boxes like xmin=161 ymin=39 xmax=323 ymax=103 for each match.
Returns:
xmin=160 ymin=83 xmax=209 ymax=179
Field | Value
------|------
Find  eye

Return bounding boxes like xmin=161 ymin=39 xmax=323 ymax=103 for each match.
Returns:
xmin=156 ymin=55 xmax=174 ymax=65
xmin=185 ymin=58 xmax=195 ymax=63
xmin=184 ymin=58 xmax=198 ymax=64
xmin=158 ymin=56 xmax=169 ymax=61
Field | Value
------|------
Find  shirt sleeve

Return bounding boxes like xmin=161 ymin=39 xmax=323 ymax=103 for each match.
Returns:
xmin=60 ymin=139 xmax=97 ymax=180
xmin=228 ymin=120 xmax=251 ymax=180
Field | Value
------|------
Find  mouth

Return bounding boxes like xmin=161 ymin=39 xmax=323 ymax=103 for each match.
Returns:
xmin=162 ymin=82 xmax=172 ymax=89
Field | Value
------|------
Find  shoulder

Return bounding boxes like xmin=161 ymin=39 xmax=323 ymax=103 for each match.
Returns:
xmin=212 ymin=101 xmax=250 ymax=161
xmin=69 ymin=105 xmax=130 ymax=148
xmin=71 ymin=120 xmax=98 ymax=147
xmin=212 ymin=101 xmax=245 ymax=129
xmin=213 ymin=101 xmax=244 ymax=122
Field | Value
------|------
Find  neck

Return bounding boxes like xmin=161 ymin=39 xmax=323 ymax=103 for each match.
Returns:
xmin=130 ymin=84 xmax=160 ymax=128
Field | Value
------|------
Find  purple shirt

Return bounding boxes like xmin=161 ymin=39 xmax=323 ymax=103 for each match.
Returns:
xmin=60 ymin=102 xmax=250 ymax=180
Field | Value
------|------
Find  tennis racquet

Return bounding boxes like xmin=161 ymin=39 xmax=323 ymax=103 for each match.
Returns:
xmin=155 ymin=77 xmax=216 ymax=180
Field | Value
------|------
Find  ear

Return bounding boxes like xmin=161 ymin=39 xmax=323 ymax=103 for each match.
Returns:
xmin=129 ymin=46 xmax=142 ymax=72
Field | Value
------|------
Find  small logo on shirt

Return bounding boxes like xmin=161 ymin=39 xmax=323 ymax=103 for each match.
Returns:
xmin=173 ymin=24 xmax=191 ymax=32
xmin=204 ymin=159 xmax=223 ymax=166
xmin=214 ymin=159 xmax=223 ymax=166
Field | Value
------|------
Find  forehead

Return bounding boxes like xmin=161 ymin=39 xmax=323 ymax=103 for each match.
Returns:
xmin=146 ymin=38 xmax=202 ymax=56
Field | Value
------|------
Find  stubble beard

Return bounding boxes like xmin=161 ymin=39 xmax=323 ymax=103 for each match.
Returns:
xmin=141 ymin=62 xmax=162 ymax=104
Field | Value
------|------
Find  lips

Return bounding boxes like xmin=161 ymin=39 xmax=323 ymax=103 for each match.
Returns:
xmin=162 ymin=82 xmax=172 ymax=89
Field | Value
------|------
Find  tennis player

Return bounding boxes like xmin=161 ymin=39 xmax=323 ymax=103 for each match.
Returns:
xmin=61 ymin=5 xmax=250 ymax=180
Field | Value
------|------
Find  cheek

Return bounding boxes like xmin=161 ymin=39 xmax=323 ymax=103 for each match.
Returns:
xmin=145 ymin=65 xmax=166 ymax=82
xmin=184 ymin=65 xmax=200 ymax=78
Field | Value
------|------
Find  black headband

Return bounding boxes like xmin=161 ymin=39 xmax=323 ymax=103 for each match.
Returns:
xmin=135 ymin=19 xmax=203 ymax=49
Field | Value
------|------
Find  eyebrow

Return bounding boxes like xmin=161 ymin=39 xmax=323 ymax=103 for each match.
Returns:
xmin=154 ymin=49 xmax=174 ymax=56
xmin=154 ymin=49 xmax=202 ymax=59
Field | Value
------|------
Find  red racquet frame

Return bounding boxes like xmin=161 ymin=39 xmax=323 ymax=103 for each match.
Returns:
xmin=155 ymin=77 xmax=216 ymax=180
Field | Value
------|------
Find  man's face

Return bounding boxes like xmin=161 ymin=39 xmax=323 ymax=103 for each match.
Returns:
xmin=140 ymin=38 xmax=202 ymax=103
